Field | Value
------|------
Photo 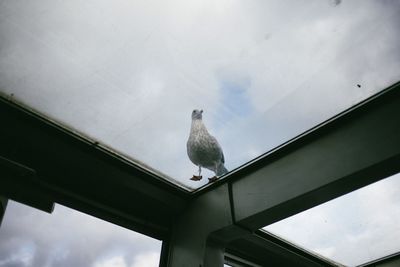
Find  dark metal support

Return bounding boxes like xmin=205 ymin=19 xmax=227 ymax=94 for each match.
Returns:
xmin=232 ymin=86 xmax=400 ymax=230
xmin=0 ymin=196 xmax=7 ymax=227
xmin=0 ymin=96 xmax=188 ymax=240
xmin=0 ymin=156 xmax=55 ymax=213
xmin=167 ymin=184 xmax=236 ymax=266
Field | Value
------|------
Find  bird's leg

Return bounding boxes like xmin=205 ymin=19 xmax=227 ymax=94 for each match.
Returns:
xmin=208 ymin=164 xmax=219 ymax=183
xmin=208 ymin=176 xmax=218 ymax=183
xmin=190 ymin=166 xmax=203 ymax=181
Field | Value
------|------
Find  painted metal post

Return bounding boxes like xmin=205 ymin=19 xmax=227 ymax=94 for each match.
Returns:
xmin=0 ymin=196 xmax=7 ymax=227
xmin=167 ymin=184 xmax=234 ymax=267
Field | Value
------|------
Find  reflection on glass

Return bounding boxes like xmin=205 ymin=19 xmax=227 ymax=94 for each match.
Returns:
xmin=0 ymin=1 xmax=399 ymax=189
xmin=0 ymin=201 xmax=161 ymax=267
xmin=263 ymin=173 xmax=400 ymax=266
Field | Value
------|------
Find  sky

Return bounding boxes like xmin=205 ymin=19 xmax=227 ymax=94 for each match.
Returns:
xmin=0 ymin=201 xmax=161 ymax=267
xmin=0 ymin=0 xmax=399 ymax=188
xmin=265 ymin=172 xmax=400 ymax=267
xmin=0 ymin=0 xmax=399 ymax=266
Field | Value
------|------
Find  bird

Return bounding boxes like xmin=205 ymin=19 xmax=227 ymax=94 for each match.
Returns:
xmin=187 ymin=109 xmax=228 ymax=182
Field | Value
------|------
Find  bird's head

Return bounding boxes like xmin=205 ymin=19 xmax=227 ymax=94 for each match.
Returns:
xmin=192 ymin=109 xmax=203 ymax=120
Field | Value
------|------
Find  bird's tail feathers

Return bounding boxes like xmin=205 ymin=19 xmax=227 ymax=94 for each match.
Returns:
xmin=216 ymin=163 xmax=228 ymax=176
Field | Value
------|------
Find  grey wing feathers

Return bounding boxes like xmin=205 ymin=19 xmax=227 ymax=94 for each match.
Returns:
xmin=209 ymin=135 xmax=224 ymax=163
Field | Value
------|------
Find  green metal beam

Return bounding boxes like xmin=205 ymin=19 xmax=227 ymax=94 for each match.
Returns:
xmin=232 ymin=85 xmax=400 ymax=230
xmin=0 ymin=96 xmax=189 ymax=240
xmin=0 ymin=196 xmax=7 ymax=227
xmin=0 ymin=156 xmax=55 ymax=213
xmin=167 ymin=184 xmax=236 ymax=266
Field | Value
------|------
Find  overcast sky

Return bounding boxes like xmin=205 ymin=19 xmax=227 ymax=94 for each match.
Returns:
xmin=265 ymin=172 xmax=400 ymax=266
xmin=0 ymin=0 xmax=399 ymax=188
xmin=0 ymin=202 xmax=161 ymax=267
xmin=0 ymin=0 xmax=399 ymax=266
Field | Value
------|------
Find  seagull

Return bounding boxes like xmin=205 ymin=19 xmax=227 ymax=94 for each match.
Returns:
xmin=187 ymin=109 xmax=228 ymax=182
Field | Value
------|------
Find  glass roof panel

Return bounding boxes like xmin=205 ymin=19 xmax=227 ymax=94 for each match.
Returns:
xmin=0 ymin=1 xmax=399 ymax=189
xmin=0 ymin=201 xmax=161 ymax=267
xmin=264 ymin=173 xmax=400 ymax=266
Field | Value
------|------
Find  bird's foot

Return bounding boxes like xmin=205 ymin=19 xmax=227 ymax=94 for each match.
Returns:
xmin=208 ymin=176 xmax=219 ymax=183
xmin=190 ymin=175 xmax=203 ymax=181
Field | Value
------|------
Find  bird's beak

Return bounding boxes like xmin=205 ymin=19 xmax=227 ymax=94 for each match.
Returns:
xmin=200 ymin=110 xmax=203 ymax=113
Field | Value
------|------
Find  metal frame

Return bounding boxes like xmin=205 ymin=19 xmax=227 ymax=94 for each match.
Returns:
xmin=1 ymin=81 xmax=399 ymax=266
xmin=358 ymin=252 xmax=400 ymax=267
xmin=225 ymin=230 xmax=342 ymax=267
xmin=0 ymin=197 xmax=7 ymax=227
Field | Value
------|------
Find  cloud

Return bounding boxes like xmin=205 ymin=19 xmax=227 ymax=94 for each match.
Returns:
xmin=0 ymin=202 xmax=161 ymax=267
xmin=265 ymin=173 xmax=400 ymax=266
xmin=0 ymin=242 xmax=34 ymax=267
xmin=1 ymin=0 xmax=399 ymax=188
xmin=94 ymin=256 xmax=126 ymax=267
xmin=131 ymin=252 xmax=160 ymax=267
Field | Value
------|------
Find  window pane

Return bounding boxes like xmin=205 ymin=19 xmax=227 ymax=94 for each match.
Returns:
xmin=0 ymin=201 xmax=161 ymax=267
xmin=1 ymin=1 xmax=399 ymax=189
xmin=263 ymin=173 xmax=400 ymax=266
